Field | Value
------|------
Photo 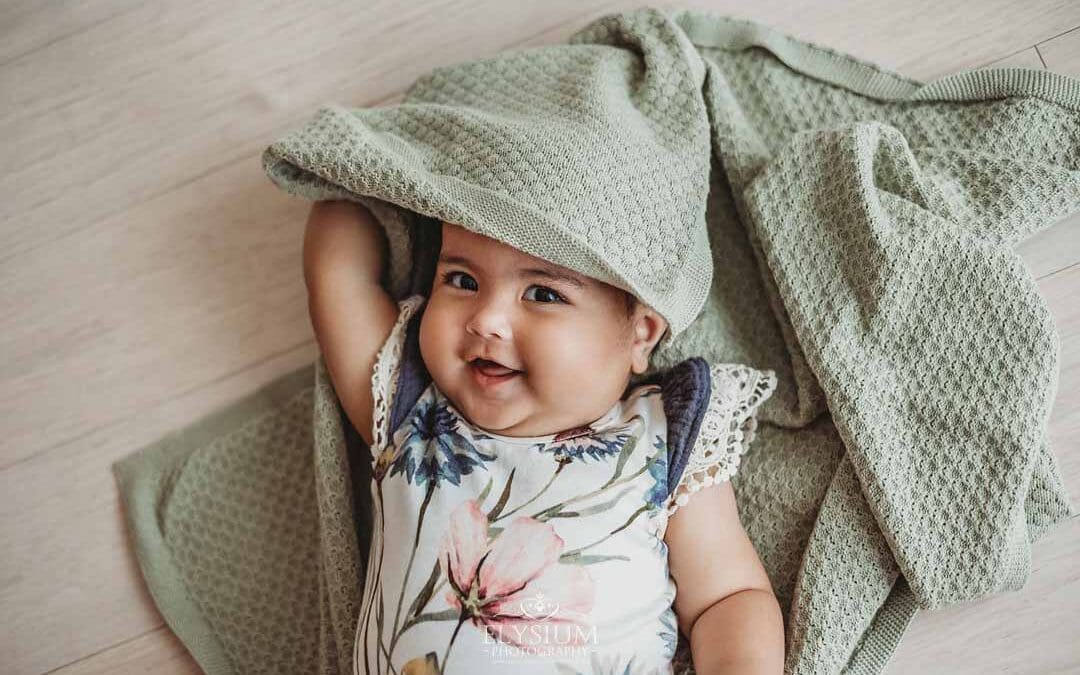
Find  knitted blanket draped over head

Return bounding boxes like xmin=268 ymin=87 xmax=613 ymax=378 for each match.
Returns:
xmin=112 ymin=7 xmax=1079 ymax=675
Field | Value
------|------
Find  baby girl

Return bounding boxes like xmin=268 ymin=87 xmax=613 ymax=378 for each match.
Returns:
xmin=303 ymin=199 xmax=785 ymax=674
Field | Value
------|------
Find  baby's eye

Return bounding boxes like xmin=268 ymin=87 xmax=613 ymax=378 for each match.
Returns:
xmin=441 ymin=270 xmax=478 ymax=291
xmin=440 ymin=271 xmax=570 ymax=304
xmin=523 ymin=286 xmax=566 ymax=304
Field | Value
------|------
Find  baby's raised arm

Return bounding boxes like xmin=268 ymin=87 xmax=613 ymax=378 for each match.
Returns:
xmin=665 ymin=479 xmax=786 ymax=674
xmin=303 ymin=200 xmax=400 ymax=448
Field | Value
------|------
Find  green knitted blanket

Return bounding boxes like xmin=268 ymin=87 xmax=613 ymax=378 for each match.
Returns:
xmin=113 ymin=7 xmax=1079 ymax=675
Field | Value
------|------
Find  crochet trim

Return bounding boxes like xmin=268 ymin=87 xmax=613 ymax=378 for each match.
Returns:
xmin=369 ymin=294 xmax=426 ymax=455
xmin=665 ymin=363 xmax=778 ymax=517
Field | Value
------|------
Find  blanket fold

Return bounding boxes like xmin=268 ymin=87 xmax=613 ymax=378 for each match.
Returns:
xmin=741 ymin=118 xmax=1065 ymax=609
xmin=113 ymin=7 xmax=1078 ymax=675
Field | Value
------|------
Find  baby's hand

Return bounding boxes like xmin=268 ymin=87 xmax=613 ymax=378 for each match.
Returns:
xmin=303 ymin=200 xmax=399 ymax=448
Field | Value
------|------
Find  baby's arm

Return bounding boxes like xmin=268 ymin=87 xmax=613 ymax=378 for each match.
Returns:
xmin=303 ymin=199 xmax=400 ymax=448
xmin=665 ymin=479 xmax=785 ymax=674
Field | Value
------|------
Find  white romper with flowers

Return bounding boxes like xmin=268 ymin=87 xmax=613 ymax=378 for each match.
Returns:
xmin=353 ymin=294 xmax=777 ymax=675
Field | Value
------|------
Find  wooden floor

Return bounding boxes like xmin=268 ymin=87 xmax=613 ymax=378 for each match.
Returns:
xmin=2 ymin=1 xmax=1078 ymax=673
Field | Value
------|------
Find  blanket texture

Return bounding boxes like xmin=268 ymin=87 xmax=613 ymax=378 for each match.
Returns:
xmin=112 ymin=7 xmax=1079 ymax=675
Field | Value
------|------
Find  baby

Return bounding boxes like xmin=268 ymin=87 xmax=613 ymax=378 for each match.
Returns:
xmin=304 ymin=199 xmax=785 ymax=675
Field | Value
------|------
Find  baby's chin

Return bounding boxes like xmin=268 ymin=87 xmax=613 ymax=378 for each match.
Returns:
xmin=440 ymin=376 xmax=549 ymax=437
xmin=449 ymin=389 xmax=526 ymax=433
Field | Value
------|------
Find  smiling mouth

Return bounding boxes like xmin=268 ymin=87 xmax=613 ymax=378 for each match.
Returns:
xmin=469 ymin=359 xmax=523 ymax=386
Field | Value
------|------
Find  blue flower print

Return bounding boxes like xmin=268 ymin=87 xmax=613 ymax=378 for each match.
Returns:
xmin=473 ymin=422 xmax=634 ymax=466
xmin=643 ymin=434 xmax=668 ymax=510
xmin=540 ymin=431 xmax=634 ymax=464
xmin=386 ymin=393 xmax=496 ymax=488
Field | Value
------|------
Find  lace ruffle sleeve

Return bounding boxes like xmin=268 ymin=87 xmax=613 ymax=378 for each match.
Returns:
xmin=664 ymin=362 xmax=778 ymax=517
xmin=369 ymin=293 xmax=426 ymax=456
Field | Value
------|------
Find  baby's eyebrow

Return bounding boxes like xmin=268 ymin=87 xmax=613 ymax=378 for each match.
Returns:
xmin=438 ymin=253 xmax=588 ymax=290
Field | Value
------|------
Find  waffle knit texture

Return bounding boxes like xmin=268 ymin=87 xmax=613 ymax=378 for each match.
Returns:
xmin=112 ymin=6 xmax=1079 ymax=675
xmin=259 ymin=10 xmax=716 ymax=351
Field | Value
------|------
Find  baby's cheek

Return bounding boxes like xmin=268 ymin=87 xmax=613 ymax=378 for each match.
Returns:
xmin=551 ymin=353 xmax=600 ymax=393
xmin=417 ymin=315 xmax=456 ymax=380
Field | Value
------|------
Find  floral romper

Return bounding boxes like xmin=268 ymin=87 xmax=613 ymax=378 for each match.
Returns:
xmin=353 ymin=293 xmax=777 ymax=675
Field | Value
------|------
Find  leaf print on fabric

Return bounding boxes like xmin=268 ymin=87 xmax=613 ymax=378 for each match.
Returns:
xmin=643 ymin=433 xmax=669 ymax=510
xmin=645 ymin=520 xmax=668 ymax=557
xmin=438 ymin=499 xmax=597 ymax=651
xmin=533 ymin=448 xmax=661 ymax=525
xmin=657 ymin=605 xmax=678 ymax=661
xmin=384 ymin=393 xmax=497 ymax=487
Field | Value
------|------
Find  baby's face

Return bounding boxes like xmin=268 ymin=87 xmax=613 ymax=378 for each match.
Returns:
xmin=418 ymin=222 xmax=667 ymax=439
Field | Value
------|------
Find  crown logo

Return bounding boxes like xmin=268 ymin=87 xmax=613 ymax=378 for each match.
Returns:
xmin=519 ymin=592 xmax=561 ymax=621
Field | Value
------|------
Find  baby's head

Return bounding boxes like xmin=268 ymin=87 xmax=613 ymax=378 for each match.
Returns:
xmin=418 ymin=221 xmax=669 ymax=439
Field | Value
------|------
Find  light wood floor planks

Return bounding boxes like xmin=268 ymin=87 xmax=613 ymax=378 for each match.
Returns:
xmin=2 ymin=2 xmax=1078 ymax=674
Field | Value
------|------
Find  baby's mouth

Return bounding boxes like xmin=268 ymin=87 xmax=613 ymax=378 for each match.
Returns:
xmin=469 ymin=358 xmax=523 ymax=378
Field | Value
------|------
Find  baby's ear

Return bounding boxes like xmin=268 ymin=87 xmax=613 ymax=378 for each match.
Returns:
xmin=630 ymin=308 xmax=668 ymax=375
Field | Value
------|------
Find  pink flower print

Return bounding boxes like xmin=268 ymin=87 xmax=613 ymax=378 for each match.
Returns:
xmin=439 ymin=499 xmax=596 ymax=648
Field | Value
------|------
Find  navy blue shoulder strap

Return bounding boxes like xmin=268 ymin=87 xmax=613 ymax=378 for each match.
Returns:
xmin=637 ymin=357 xmax=713 ymax=503
xmin=388 ymin=300 xmax=433 ymax=436
xmin=386 ymin=211 xmax=440 ymax=436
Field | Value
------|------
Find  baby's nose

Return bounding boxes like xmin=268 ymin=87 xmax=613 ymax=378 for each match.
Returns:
xmin=465 ymin=300 xmax=514 ymax=341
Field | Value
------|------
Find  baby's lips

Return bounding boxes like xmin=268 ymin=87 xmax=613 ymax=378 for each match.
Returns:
xmin=472 ymin=359 xmax=519 ymax=376
xmin=468 ymin=353 xmax=524 ymax=371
